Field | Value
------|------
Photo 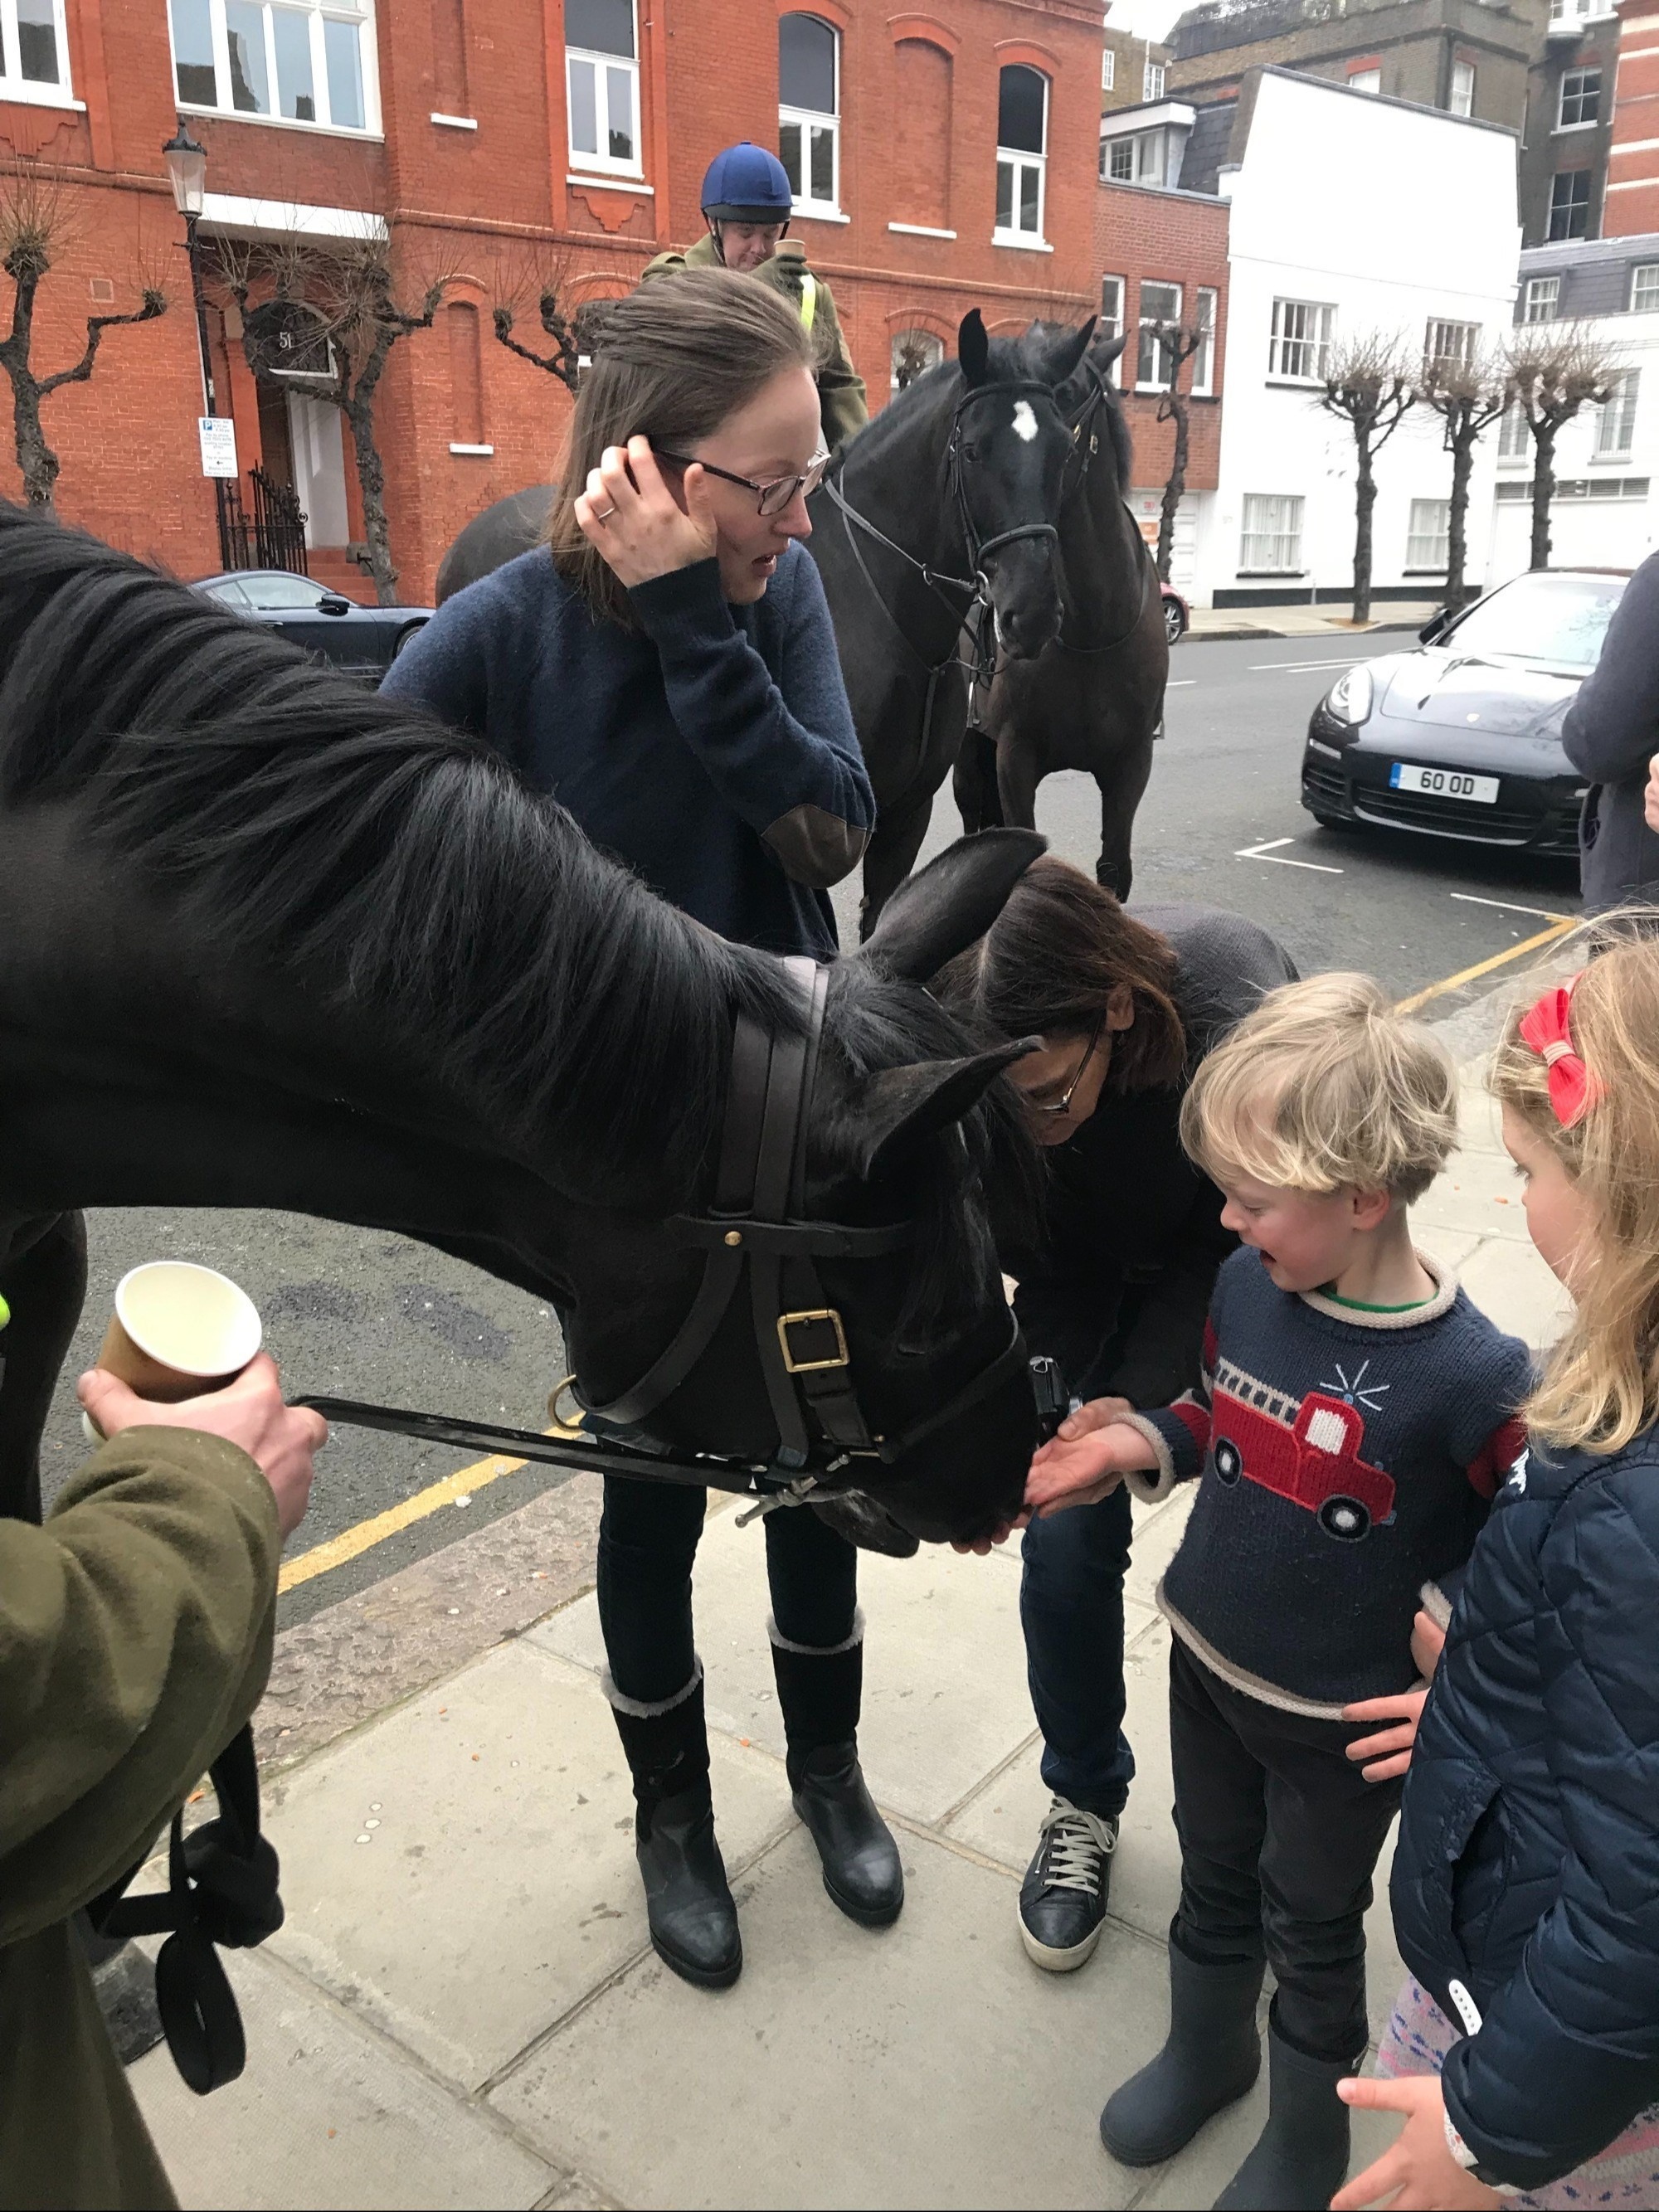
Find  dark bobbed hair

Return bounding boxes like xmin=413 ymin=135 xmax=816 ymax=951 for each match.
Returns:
xmin=547 ymin=266 xmax=813 ymax=630
xmin=934 ymin=856 xmax=1187 ymax=1095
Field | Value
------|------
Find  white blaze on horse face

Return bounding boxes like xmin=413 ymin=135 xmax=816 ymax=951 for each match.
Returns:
xmin=1011 ymin=399 xmax=1039 ymax=443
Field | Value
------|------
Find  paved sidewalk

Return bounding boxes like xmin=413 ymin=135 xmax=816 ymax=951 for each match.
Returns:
xmin=1187 ymin=600 xmax=1439 ymax=643
xmin=131 ymin=1046 xmax=1563 ymax=2211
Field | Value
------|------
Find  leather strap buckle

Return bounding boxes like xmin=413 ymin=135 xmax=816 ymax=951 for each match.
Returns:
xmin=777 ymin=1308 xmax=849 ymax=1373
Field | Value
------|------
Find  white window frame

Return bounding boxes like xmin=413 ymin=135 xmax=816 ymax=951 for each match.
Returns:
xmin=1425 ymin=318 xmax=1479 ymax=373
xmin=1101 ymin=45 xmax=1114 ymax=91
xmin=1099 ymin=275 xmax=1126 ymax=382
xmin=1406 ymin=497 xmax=1450 ymax=571
xmin=1142 ymin=59 xmax=1165 ymax=100
xmin=1594 ymin=367 xmax=1640 ymax=459
xmin=1557 ymin=65 xmax=1601 ymax=129
xmin=1524 ymin=274 xmax=1561 ymax=323
xmin=1347 ymin=65 xmax=1381 ymax=93
xmin=995 ymin=67 xmax=1048 ymax=248
xmin=565 ymin=0 xmax=642 ymax=178
xmin=1449 ymin=58 xmax=1475 ymax=114
xmin=1137 ymin=280 xmax=1182 ymax=392
xmin=778 ymin=13 xmax=840 ymax=216
xmin=170 ymin=0 xmax=382 ymax=136
xmin=0 ymin=0 xmax=76 ymax=108
xmin=1239 ymin=493 xmax=1305 ymax=574
xmin=1193 ymin=285 xmax=1218 ymax=396
xmin=1268 ymin=298 xmax=1335 ymax=382
xmin=1632 ymin=263 xmax=1659 ymax=313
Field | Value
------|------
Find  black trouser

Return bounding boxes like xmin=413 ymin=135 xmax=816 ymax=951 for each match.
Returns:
xmin=1168 ymin=1636 xmax=1402 ymax=2065
xmin=596 ymin=1474 xmax=859 ymax=1706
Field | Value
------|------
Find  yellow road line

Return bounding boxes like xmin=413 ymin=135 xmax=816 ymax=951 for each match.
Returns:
xmin=278 ymin=1441 xmax=541 ymax=1593
xmin=1394 ymin=916 xmax=1577 ymax=1017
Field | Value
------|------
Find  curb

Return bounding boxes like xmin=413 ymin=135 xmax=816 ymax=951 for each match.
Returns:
xmin=1184 ymin=615 xmax=1430 ymax=645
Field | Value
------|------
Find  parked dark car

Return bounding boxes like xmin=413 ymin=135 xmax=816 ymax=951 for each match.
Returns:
xmin=1161 ymin=580 xmax=1189 ymax=646
xmin=192 ymin=571 xmax=431 ymax=682
xmin=1300 ymin=568 xmax=1627 ymax=857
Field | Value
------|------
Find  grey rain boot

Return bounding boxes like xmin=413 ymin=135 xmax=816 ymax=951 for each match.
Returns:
xmin=1099 ymin=1939 xmax=1264 ymax=2166
xmin=769 ymin=1614 xmax=904 ymax=1928
xmin=607 ymin=1665 xmax=742 ymax=1991
xmin=1213 ymin=2022 xmax=1354 ymax=2210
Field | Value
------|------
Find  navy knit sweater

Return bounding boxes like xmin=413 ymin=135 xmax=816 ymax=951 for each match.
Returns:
xmin=382 ymin=542 xmax=874 ymax=955
xmin=1126 ymin=1247 xmax=1531 ymax=1715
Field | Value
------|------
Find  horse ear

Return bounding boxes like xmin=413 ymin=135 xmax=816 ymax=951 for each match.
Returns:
xmin=851 ymin=1040 xmax=1039 ymax=1184
xmin=1045 ymin=314 xmax=1098 ymax=386
xmin=1094 ymin=332 xmax=1128 ymax=375
xmin=958 ymin=309 xmax=990 ymax=387
xmin=857 ymin=828 xmax=1046 ymax=984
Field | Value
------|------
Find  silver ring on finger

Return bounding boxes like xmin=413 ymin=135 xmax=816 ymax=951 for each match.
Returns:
xmin=591 ymin=501 xmax=616 ymax=523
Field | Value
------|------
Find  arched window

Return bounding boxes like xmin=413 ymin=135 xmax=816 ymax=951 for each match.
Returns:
xmin=891 ymin=328 xmax=944 ymax=391
xmin=995 ymin=63 xmax=1048 ymax=245
xmin=779 ymin=13 xmax=840 ymax=213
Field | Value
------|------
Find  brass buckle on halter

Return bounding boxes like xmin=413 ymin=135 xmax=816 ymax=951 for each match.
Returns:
xmin=777 ymin=1309 xmax=850 ymax=1373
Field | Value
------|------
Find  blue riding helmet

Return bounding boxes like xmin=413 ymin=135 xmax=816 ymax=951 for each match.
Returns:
xmin=701 ymin=141 xmax=794 ymax=224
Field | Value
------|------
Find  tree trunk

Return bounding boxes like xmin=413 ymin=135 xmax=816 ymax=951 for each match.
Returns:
xmin=1529 ymin=421 xmax=1557 ymax=571
xmin=344 ymin=389 xmax=398 ymax=605
xmin=1352 ymin=437 xmax=1377 ymax=624
xmin=1 ymin=263 xmax=57 ymax=505
xmin=1444 ymin=425 xmax=1474 ymax=612
xmin=1157 ymin=392 xmax=1189 ymax=585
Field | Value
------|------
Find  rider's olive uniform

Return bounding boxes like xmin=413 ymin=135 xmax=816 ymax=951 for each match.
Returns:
xmin=641 ymin=234 xmax=868 ymax=454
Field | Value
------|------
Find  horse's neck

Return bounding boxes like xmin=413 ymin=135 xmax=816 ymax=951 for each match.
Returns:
xmin=839 ymin=400 xmax=969 ymax=654
xmin=1060 ymin=455 xmax=1144 ymax=643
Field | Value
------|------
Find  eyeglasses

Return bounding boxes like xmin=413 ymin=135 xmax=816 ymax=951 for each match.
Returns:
xmin=1027 ymin=1018 xmax=1106 ymax=1118
xmin=654 ymin=445 xmax=830 ymax=518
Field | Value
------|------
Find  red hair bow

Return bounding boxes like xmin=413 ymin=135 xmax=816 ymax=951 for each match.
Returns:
xmin=1518 ymin=980 xmax=1599 ymax=1128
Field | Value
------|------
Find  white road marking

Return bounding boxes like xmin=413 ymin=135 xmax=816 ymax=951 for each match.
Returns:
xmin=1011 ymin=399 xmax=1039 ymax=442
xmin=1235 ymin=836 xmax=1345 ymax=874
xmin=1448 ymin=892 xmax=1574 ymax=922
xmin=1248 ymin=656 xmax=1365 ymax=673
xmin=1166 ymin=678 xmax=1196 ymax=687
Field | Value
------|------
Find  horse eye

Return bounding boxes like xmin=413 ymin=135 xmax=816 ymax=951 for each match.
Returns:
xmin=960 ymin=440 xmax=980 ymax=460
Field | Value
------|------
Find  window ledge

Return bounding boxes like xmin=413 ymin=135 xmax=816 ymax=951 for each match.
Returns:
xmin=792 ymin=204 xmax=850 ymax=223
xmin=179 ymin=101 xmax=382 ymax=141
xmin=1237 ymin=569 xmax=1307 ymax=579
xmin=431 ymin=111 xmax=477 ymax=129
xmin=1265 ymin=377 xmax=1328 ymax=390
xmin=1554 ymin=120 xmax=1599 ymax=133
xmin=991 ymin=231 xmax=1054 ymax=253
xmin=450 ymin=442 xmax=494 ymax=456
xmin=1134 ymin=382 xmax=1171 ymax=396
xmin=567 ymin=170 xmax=653 ymax=195
xmin=888 ymin=221 xmax=956 ymax=238
xmin=0 ymin=86 xmax=85 ymax=112
xmin=1404 ymin=567 xmax=1449 ymax=576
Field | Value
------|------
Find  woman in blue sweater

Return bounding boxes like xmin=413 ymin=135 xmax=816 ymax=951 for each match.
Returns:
xmin=383 ymin=270 xmax=883 ymax=1992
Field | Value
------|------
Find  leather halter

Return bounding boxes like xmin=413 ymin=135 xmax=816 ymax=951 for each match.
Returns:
xmin=577 ymin=955 xmax=1029 ymax=1475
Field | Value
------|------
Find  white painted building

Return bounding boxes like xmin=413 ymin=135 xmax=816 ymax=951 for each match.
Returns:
xmin=1176 ymin=70 xmax=1521 ymax=610
xmin=1486 ymin=235 xmax=1659 ymax=584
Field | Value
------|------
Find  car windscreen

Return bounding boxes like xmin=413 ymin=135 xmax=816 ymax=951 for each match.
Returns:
xmin=1446 ymin=574 xmax=1626 ymax=670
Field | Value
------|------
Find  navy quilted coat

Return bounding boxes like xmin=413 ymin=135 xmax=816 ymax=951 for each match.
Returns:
xmin=1390 ymin=1430 xmax=1659 ymax=2190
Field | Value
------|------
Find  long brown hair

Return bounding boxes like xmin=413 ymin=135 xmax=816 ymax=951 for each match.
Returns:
xmin=547 ymin=266 xmax=813 ymax=630
xmin=934 ymin=856 xmax=1186 ymax=1093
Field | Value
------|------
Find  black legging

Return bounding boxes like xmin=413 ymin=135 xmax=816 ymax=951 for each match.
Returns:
xmin=597 ymin=1474 xmax=859 ymax=1705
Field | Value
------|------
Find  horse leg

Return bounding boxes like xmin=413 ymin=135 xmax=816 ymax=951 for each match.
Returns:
xmin=0 ymin=1209 xmax=88 ymax=1523
xmin=1095 ymin=737 xmax=1155 ymax=902
xmin=995 ymin=737 xmax=1039 ymax=833
xmin=951 ymin=727 xmax=1003 ymax=834
xmin=859 ymin=791 xmax=937 ymax=939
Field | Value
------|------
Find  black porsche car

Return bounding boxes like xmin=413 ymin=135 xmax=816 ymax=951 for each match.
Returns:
xmin=192 ymin=570 xmax=430 ymax=682
xmin=1300 ymin=568 xmax=1628 ymax=857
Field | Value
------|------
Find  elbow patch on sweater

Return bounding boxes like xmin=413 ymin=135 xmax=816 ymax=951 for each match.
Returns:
xmin=763 ymin=803 xmax=870 ymax=887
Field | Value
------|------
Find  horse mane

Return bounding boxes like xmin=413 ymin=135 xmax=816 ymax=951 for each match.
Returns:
xmin=0 ymin=504 xmax=797 ymax=1202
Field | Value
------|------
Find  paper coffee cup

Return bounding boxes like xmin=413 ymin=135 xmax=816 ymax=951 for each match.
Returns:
xmin=83 ymin=1261 xmax=262 ymax=1441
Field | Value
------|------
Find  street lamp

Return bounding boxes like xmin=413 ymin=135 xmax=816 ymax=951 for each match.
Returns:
xmin=162 ymin=119 xmax=215 ymax=416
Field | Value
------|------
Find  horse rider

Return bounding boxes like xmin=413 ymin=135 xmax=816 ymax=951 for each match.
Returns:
xmin=642 ymin=141 xmax=868 ymax=455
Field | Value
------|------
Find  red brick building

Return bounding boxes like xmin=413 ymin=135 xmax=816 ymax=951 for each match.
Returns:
xmin=0 ymin=0 xmax=1103 ymax=602
xmin=1604 ymin=0 xmax=1659 ymax=235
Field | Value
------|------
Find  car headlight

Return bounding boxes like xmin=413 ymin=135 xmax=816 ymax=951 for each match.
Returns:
xmin=1324 ymin=665 xmax=1374 ymax=724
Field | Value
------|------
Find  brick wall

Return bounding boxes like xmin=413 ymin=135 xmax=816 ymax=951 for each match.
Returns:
xmin=1095 ymin=177 xmax=1229 ymax=493
xmin=1606 ymin=0 xmax=1659 ymax=235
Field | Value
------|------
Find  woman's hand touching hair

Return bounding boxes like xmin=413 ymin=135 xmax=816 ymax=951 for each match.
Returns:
xmin=575 ymin=435 xmax=718 ymax=589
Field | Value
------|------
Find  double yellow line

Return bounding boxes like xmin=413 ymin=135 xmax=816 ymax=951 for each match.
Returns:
xmin=1394 ymin=915 xmax=1577 ymax=1016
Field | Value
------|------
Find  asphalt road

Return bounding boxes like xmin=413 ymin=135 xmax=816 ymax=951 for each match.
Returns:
xmin=38 ymin=627 xmax=1580 ymax=1624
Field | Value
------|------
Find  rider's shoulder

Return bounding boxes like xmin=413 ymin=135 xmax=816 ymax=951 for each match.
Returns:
xmin=640 ymin=248 xmax=688 ymax=281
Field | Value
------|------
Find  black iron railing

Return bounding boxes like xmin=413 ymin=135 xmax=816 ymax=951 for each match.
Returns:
xmin=215 ymin=466 xmax=309 ymax=576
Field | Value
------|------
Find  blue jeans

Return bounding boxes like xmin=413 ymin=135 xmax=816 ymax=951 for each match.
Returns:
xmin=1019 ymin=1481 xmax=1136 ymax=1820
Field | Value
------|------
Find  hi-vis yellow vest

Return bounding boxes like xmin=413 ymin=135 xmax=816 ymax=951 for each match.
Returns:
xmin=799 ymin=270 xmax=818 ymax=332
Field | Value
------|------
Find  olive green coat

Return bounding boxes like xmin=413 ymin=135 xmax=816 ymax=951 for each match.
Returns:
xmin=641 ymin=233 xmax=868 ymax=454
xmin=0 ymin=1429 xmax=280 ymax=2211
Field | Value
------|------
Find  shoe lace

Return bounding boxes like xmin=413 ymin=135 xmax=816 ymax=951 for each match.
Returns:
xmin=1037 ymin=1797 xmax=1117 ymax=1897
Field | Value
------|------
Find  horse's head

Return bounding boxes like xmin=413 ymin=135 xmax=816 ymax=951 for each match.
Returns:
xmin=562 ymin=831 xmax=1049 ymax=1550
xmin=951 ymin=309 xmax=1097 ymax=661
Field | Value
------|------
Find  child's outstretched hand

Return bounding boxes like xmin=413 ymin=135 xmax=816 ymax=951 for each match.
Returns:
xmin=1024 ymin=1408 xmax=1157 ymax=1519
xmin=1341 ymin=1609 xmax=1447 ymax=1782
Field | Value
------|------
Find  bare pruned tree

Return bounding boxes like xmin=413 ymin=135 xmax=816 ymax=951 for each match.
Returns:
xmin=491 ymin=245 xmax=625 ymax=396
xmin=1416 ymin=341 xmax=1508 ymax=611
xmin=1505 ymin=323 xmax=1622 ymax=571
xmin=0 ymin=161 xmax=166 ymax=508
xmin=1318 ymin=329 xmax=1417 ymax=624
xmin=1146 ymin=316 xmax=1208 ymax=584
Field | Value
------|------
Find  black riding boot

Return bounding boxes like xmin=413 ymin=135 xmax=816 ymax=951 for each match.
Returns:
xmin=770 ymin=1616 xmax=904 ymax=1928
xmin=1212 ymin=2020 xmax=1354 ymax=2211
xmin=607 ymin=1665 xmax=742 ymax=1991
xmin=1099 ymin=1937 xmax=1264 ymax=2166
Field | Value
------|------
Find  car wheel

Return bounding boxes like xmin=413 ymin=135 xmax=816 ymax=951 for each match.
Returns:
xmin=1163 ymin=601 xmax=1185 ymax=647
xmin=391 ymin=621 xmax=426 ymax=661
xmin=1213 ymin=1437 xmax=1243 ymax=1485
xmin=1317 ymin=1495 xmax=1370 ymax=1542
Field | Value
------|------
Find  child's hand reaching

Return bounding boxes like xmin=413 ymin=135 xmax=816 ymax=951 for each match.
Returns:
xmin=1024 ymin=1403 xmax=1158 ymax=1519
xmin=1341 ymin=1608 xmax=1447 ymax=1782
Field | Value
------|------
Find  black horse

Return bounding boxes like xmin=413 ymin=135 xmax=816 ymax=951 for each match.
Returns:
xmin=435 ymin=484 xmax=551 ymax=605
xmin=0 ymin=506 xmax=1047 ymax=1548
xmin=953 ymin=331 xmax=1169 ymax=898
xmin=806 ymin=310 xmax=1098 ymax=932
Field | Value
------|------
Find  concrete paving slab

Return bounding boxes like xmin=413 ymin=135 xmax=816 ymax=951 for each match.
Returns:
xmin=1125 ymin=2086 xmax=1401 ymax=2208
xmin=1457 ymin=1236 xmax=1573 ymax=1351
xmin=492 ymin=1821 xmax=1162 ymax=2210
xmin=1122 ymin=1488 xmax=1194 ymax=1612
xmin=1415 ymin=1224 xmax=1484 ymax=1276
xmin=130 ymin=1950 xmax=559 ymax=2210
xmin=529 ymin=1509 xmax=1043 ymax=1826
xmin=1413 ymin=1159 xmax=1531 ymax=1242
xmin=1455 ymin=1082 xmax=1507 ymax=1156
xmin=264 ymin=1639 xmax=791 ymax=2088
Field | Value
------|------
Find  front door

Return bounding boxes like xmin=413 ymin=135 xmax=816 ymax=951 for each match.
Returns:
xmin=288 ymin=391 xmax=350 ymax=549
